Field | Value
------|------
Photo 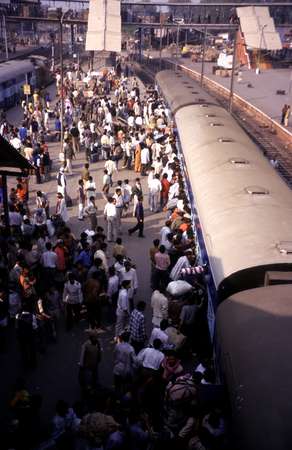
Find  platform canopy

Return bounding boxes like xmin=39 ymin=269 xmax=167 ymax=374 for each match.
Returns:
xmin=0 ymin=135 xmax=32 ymax=173
xmin=237 ymin=6 xmax=282 ymax=51
xmin=86 ymin=0 xmax=121 ymax=53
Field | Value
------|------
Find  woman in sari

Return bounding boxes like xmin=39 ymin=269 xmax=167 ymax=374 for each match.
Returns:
xmin=134 ymin=143 xmax=142 ymax=173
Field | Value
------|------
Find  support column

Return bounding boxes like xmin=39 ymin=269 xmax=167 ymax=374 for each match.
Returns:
xmin=200 ymin=26 xmax=207 ymax=86
xmin=2 ymin=175 xmax=10 ymax=236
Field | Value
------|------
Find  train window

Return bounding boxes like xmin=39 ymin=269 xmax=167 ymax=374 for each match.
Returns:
xmin=230 ymin=158 xmax=249 ymax=165
xmin=276 ymin=242 xmax=292 ymax=255
xmin=210 ymin=123 xmax=223 ymax=127
xmin=206 ymin=114 xmax=216 ymax=118
xmin=191 ymin=91 xmax=199 ymax=94
xmin=245 ymin=186 xmax=269 ymax=195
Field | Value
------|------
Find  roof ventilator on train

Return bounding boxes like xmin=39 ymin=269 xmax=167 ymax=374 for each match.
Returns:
xmin=229 ymin=158 xmax=249 ymax=165
xmin=209 ymin=122 xmax=223 ymax=127
xmin=244 ymin=186 xmax=269 ymax=195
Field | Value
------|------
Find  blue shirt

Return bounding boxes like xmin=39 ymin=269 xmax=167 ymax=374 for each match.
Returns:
xmin=75 ymin=250 xmax=92 ymax=268
xmin=55 ymin=118 xmax=61 ymax=131
xmin=19 ymin=127 xmax=27 ymax=142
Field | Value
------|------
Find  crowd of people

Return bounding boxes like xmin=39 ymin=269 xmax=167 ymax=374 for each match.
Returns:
xmin=0 ymin=57 xmax=227 ymax=450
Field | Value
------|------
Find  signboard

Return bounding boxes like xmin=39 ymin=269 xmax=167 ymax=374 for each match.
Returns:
xmin=23 ymin=84 xmax=31 ymax=95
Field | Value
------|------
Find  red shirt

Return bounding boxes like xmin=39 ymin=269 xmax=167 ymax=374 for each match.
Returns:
xmin=55 ymin=247 xmax=66 ymax=271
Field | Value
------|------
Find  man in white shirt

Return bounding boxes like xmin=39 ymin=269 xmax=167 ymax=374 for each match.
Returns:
xmin=115 ymin=280 xmax=131 ymax=338
xmin=140 ymin=145 xmax=150 ymax=176
xmin=104 ymin=196 xmax=117 ymax=242
xmin=41 ymin=242 xmax=57 ymax=269
xmin=127 ymin=115 xmax=135 ymax=129
xmin=9 ymin=206 xmax=22 ymax=227
xmin=151 ymin=289 xmax=168 ymax=327
xmin=94 ymin=242 xmax=108 ymax=273
xmin=113 ymin=188 xmax=124 ymax=235
xmin=149 ymin=174 xmax=162 ymax=213
xmin=168 ymin=180 xmax=179 ymax=200
xmin=119 ymin=261 xmax=138 ymax=308
xmin=160 ymin=221 xmax=172 ymax=246
xmin=147 ymin=167 xmax=155 ymax=189
xmin=104 ymin=158 xmax=117 ymax=186
xmin=149 ymin=320 xmax=169 ymax=347
xmin=137 ymin=339 xmax=164 ymax=371
xmin=153 ymin=157 xmax=163 ymax=176
xmin=11 ymin=135 xmax=22 ymax=150
xmin=101 ymin=131 xmax=110 ymax=159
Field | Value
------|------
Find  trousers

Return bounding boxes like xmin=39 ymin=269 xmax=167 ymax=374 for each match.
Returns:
xmin=88 ymin=213 xmax=97 ymax=231
xmin=149 ymin=192 xmax=160 ymax=212
xmin=106 ymin=216 xmax=117 ymax=242
xmin=78 ymin=202 xmax=84 ymax=219
xmin=129 ymin=220 xmax=144 ymax=237
xmin=115 ymin=312 xmax=129 ymax=338
xmin=116 ymin=207 xmax=123 ymax=233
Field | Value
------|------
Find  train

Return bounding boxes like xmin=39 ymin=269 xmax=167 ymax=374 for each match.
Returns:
xmin=0 ymin=56 xmax=52 ymax=110
xmin=155 ymin=69 xmax=292 ymax=450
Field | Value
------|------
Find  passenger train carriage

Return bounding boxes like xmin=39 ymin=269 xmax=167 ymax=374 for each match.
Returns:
xmin=156 ymin=69 xmax=292 ymax=450
xmin=0 ymin=56 xmax=51 ymax=110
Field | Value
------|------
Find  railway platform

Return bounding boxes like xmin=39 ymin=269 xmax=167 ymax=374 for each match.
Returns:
xmin=175 ymin=57 xmax=292 ymax=132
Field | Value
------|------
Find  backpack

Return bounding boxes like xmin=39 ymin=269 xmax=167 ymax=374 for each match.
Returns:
xmin=165 ymin=375 xmax=197 ymax=406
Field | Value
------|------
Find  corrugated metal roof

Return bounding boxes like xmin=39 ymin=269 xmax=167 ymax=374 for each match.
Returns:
xmin=237 ymin=6 xmax=282 ymax=51
xmin=0 ymin=135 xmax=33 ymax=171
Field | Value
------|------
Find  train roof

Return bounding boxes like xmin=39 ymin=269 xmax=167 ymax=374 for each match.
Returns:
xmin=175 ymin=101 xmax=292 ymax=291
xmin=155 ymin=69 xmax=292 ymax=293
xmin=216 ymin=284 xmax=292 ymax=450
xmin=0 ymin=59 xmax=35 ymax=84
xmin=155 ymin=69 xmax=218 ymax=114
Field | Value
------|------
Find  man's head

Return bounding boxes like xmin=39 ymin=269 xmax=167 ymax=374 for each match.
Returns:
xmin=121 ymin=280 xmax=131 ymax=289
xmin=160 ymin=319 xmax=169 ymax=331
xmin=137 ymin=301 xmax=146 ymax=312
xmin=153 ymin=339 xmax=162 ymax=350
xmin=153 ymin=239 xmax=160 ymax=248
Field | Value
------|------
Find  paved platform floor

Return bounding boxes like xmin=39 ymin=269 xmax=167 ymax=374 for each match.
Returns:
xmin=0 ymin=84 xmax=167 ymax=431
